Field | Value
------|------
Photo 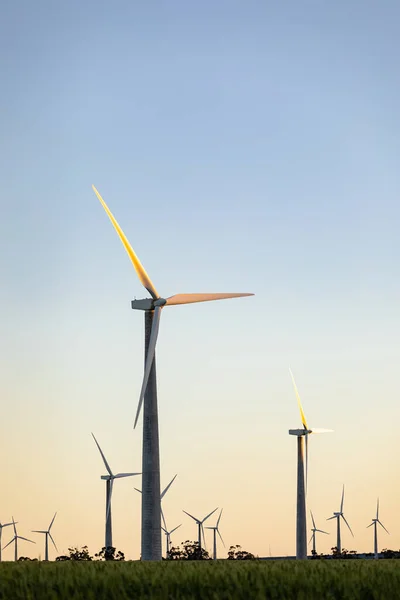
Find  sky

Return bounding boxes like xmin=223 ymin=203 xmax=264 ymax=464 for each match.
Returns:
xmin=1 ymin=0 xmax=400 ymax=560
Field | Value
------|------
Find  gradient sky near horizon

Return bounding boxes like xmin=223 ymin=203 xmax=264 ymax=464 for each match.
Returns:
xmin=1 ymin=0 xmax=400 ymax=560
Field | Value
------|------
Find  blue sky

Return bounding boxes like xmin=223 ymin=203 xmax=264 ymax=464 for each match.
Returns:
xmin=1 ymin=1 xmax=400 ymax=559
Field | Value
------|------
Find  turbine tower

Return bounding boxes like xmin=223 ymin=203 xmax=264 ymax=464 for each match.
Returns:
xmin=288 ymin=369 xmax=332 ymax=559
xmin=2 ymin=517 xmax=35 ymax=561
xmin=0 ymin=521 xmax=14 ymax=562
xmin=161 ymin=524 xmax=182 ymax=557
xmin=32 ymin=513 xmax=58 ymax=560
xmin=92 ymin=185 xmax=253 ymax=560
xmin=92 ymin=433 xmax=140 ymax=548
xmin=205 ymin=508 xmax=225 ymax=560
xmin=327 ymin=485 xmax=354 ymax=553
xmin=183 ymin=507 xmax=218 ymax=552
xmin=134 ymin=474 xmax=178 ymax=532
xmin=367 ymin=498 xmax=389 ymax=559
xmin=309 ymin=511 xmax=329 ymax=556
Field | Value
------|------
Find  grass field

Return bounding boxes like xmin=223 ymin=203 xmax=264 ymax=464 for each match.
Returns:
xmin=0 ymin=560 xmax=399 ymax=599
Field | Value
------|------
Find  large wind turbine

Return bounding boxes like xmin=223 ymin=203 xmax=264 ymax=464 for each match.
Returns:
xmin=0 ymin=521 xmax=14 ymax=562
xmin=367 ymin=498 xmax=389 ymax=559
xmin=183 ymin=507 xmax=218 ymax=552
xmin=161 ymin=523 xmax=182 ymax=557
xmin=205 ymin=508 xmax=225 ymax=560
xmin=92 ymin=433 xmax=140 ymax=548
xmin=32 ymin=513 xmax=58 ymax=560
xmin=2 ymin=518 xmax=35 ymax=561
xmin=309 ymin=511 xmax=329 ymax=556
xmin=327 ymin=485 xmax=354 ymax=553
xmin=92 ymin=185 xmax=253 ymax=560
xmin=134 ymin=474 xmax=177 ymax=532
xmin=288 ymin=369 xmax=332 ymax=559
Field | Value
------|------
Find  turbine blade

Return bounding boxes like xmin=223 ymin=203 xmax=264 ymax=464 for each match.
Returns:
xmin=217 ymin=528 xmax=225 ymax=548
xmin=32 ymin=531 xmax=46 ymax=534
xmin=216 ymin=508 xmax=223 ymax=528
xmin=341 ymin=514 xmax=354 ymax=537
xmin=366 ymin=522 xmax=374 ymax=528
xmin=326 ymin=516 xmax=336 ymax=521
xmin=114 ymin=472 xmax=141 ymax=479
xmin=18 ymin=536 xmax=35 ymax=544
xmin=2 ymin=522 xmax=13 ymax=528
xmin=106 ymin=479 xmax=114 ymax=521
xmin=161 ymin=474 xmax=177 ymax=500
xmin=310 ymin=511 xmax=316 ymax=529
xmin=49 ymin=512 xmax=57 ymax=531
xmin=161 ymin=527 xmax=168 ymax=534
xmin=316 ymin=529 xmax=329 ymax=535
xmin=91 ymin=433 xmax=113 ymax=476
xmin=308 ymin=534 xmax=314 ymax=545
xmin=92 ymin=185 xmax=159 ymax=299
xmin=182 ymin=510 xmax=199 ymax=523
xmin=201 ymin=524 xmax=207 ymax=551
xmin=378 ymin=520 xmax=390 ymax=535
xmin=202 ymin=507 xmax=218 ymax=524
xmin=49 ymin=532 xmax=58 ymax=552
xmin=161 ymin=507 xmax=167 ymax=531
xmin=134 ymin=305 xmax=162 ymax=429
xmin=170 ymin=524 xmax=182 ymax=535
xmin=2 ymin=537 xmax=15 ymax=550
xmin=12 ymin=517 xmax=17 ymax=536
xmin=310 ymin=428 xmax=334 ymax=434
xmin=165 ymin=293 xmax=254 ymax=306
xmin=134 ymin=488 xmax=142 ymax=494
xmin=340 ymin=485 xmax=345 ymax=513
xmin=376 ymin=498 xmax=379 ymax=520
xmin=289 ymin=369 xmax=308 ymax=429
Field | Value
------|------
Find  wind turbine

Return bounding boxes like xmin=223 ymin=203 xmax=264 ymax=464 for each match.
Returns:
xmin=367 ymin=498 xmax=389 ymax=559
xmin=183 ymin=507 xmax=218 ymax=552
xmin=32 ymin=513 xmax=58 ymax=560
xmin=309 ymin=511 xmax=329 ymax=556
xmin=288 ymin=369 xmax=332 ymax=559
xmin=205 ymin=508 xmax=225 ymax=560
xmin=2 ymin=517 xmax=35 ymax=561
xmin=161 ymin=524 xmax=182 ymax=557
xmin=327 ymin=485 xmax=354 ymax=553
xmin=134 ymin=474 xmax=177 ymax=532
xmin=92 ymin=433 xmax=141 ymax=548
xmin=92 ymin=185 xmax=253 ymax=560
xmin=0 ymin=521 xmax=14 ymax=562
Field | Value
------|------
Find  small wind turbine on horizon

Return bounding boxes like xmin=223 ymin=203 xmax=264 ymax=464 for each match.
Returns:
xmin=367 ymin=498 xmax=389 ymax=559
xmin=161 ymin=524 xmax=182 ymax=557
xmin=309 ymin=511 xmax=329 ymax=556
xmin=183 ymin=507 xmax=218 ymax=553
xmin=289 ymin=369 xmax=332 ymax=559
xmin=327 ymin=485 xmax=354 ymax=553
xmin=32 ymin=513 xmax=58 ymax=561
xmin=205 ymin=508 xmax=225 ymax=560
xmin=0 ymin=520 xmax=14 ymax=562
xmin=92 ymin=185 xmax=253 ymax=560
xmin=2 ymin=517 xmax=35 ymax=561
xmin=92 ymin=433 xmax=140 ymax=549
xmin=134 ymin=474 xmax=177 ymax=532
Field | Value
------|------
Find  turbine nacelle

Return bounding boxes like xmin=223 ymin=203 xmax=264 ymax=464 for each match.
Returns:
xmin=288 ymin=428 xmax=312 ymax=436
xmin=131 ymin=298 xmax=167 ymax=311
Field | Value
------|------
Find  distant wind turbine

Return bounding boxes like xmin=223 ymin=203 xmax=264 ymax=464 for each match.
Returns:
xmin=92 ymin=185 xmax=253 ymax=560
xmin=2 ymin=517 xmax=35 ymax=561
xmin=367 ymin=498 xmax=389 ymax=559
xmin=289 ymin=369 xmax=332 ymax=559
xmin=32 ymin=513 xmax=58 ymax=560
xmin=134 ymin=474 xmax=177 ymax=533
xmin=327 ymin=485 xmax=354 ymax=553
xmin=0 ymin=521 xmax=14 ymax=562
xmin=205 ymin=508 xmax=225 ymax=560
xmin=309 ymin=511 xmax=329 ymax=556
xmin=92 ymin=433 xmax=140 ymax=548
xmin=183 ymin=507 xmax=218 ymax=552
xmin=161 ymin=524 xmax=182 ymax=557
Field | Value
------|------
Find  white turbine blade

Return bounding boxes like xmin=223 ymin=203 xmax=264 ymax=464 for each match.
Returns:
xmin=308 ymin=533 xmax=314 ymax=545
xmin=170 ymin=524 xmax=182 ymax=535
xmin=217 ymin=528 xmax=225 ymax=548
xmin=310 ymin=511 xmax=316 ymax=529
xmin=341 ymin=514 xmax=354 ymax=537
xmin=310 ymin=428 xmax=334 ymax=434
xmin=316 ymin=529 xmax=329 ymax=535
xmin=106 ymin=479 xmax=114 ymax=521
xmin=378 ymin=520 xmax=390 ymax=535
xmin=216 ymin=508 xmax=223 ymax=528
xmin=289 ymin=368 xmax=308 ymax=430
xmin=49 ymin=532 xmax=58 ymax=551
xmin=49 ymin=512 xmax=57 ymax=531
xmin=12 ymin=517 xmax=17 ymax=536
xmin=92 ymin=185 xmax=159 ymax=299
xmin=2 ymin=537 xmax=15 ymax=550
xmin=340 ymin=485 xmax=345 ymax=513
xmin=134 ymin=305 xmax=162 ymax=429
xmin=2 ymin=522 xmax=13 ymax=528
xmin=114 ymin=472 xmax=141 ymax=479
xmin=91 ymin=433 xmax=113 ymax=476
xmin=182 ymin=510 xmax=199 ymax=523
xmin=32 ymin=530 xmax=46 ymax=534
xmin=18 ymin=536 xmax=35 ymax=544
xmin=161 ymin=474 xmax=177 ymax=500
xmin=165 ymin=293 xmax=254 ymax=306
xmin=201 ymin=507 xmax=218 ymax=524
xmin=376 ymin=498 xmax=379 ymax=520
xmin=201 ymin=524 xmax=207 ymax=551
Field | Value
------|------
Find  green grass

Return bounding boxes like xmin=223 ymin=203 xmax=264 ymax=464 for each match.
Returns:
xmin=0 ymin=560 xmax=399 ymax=600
